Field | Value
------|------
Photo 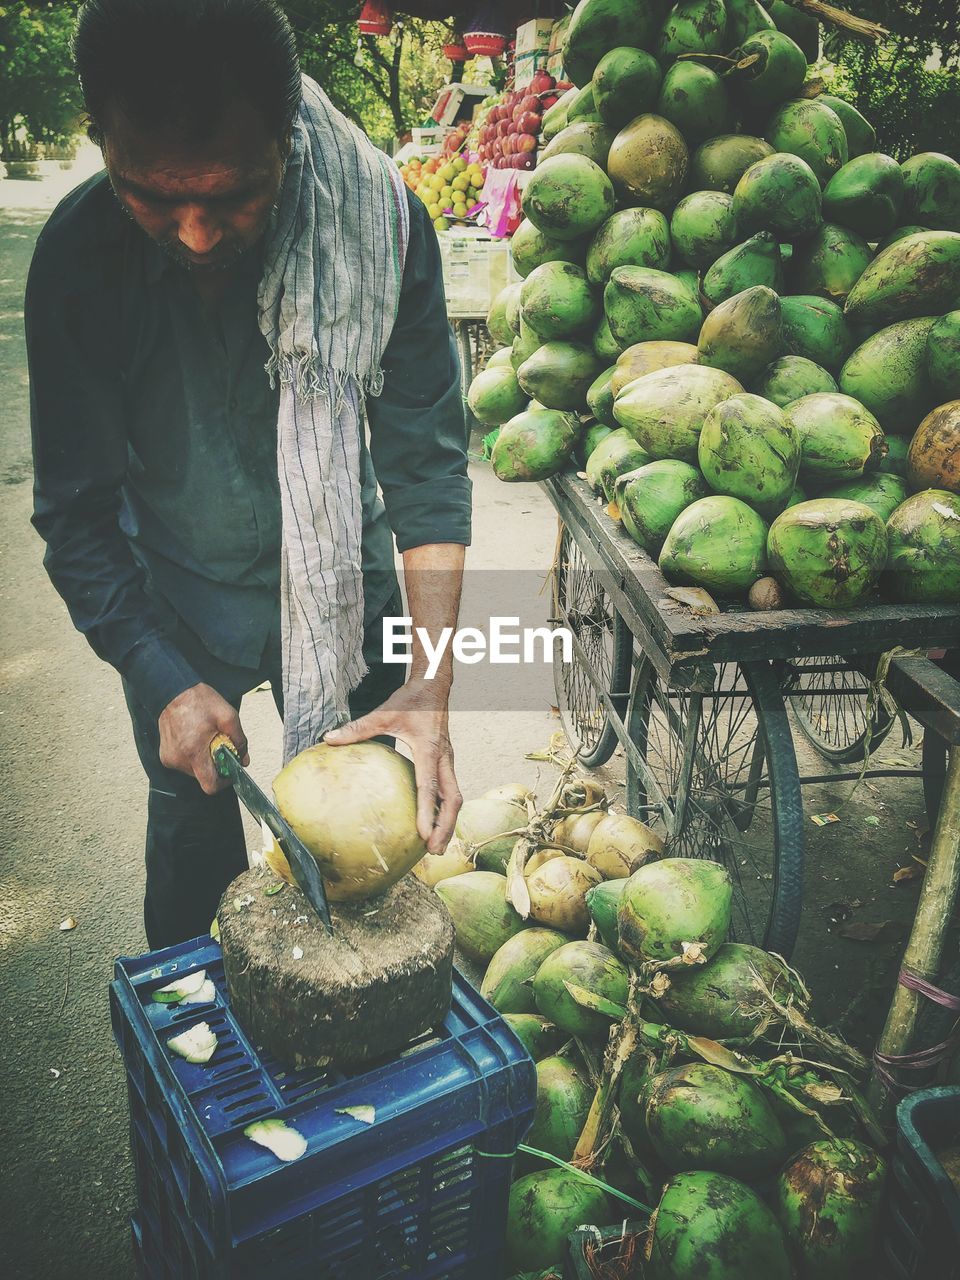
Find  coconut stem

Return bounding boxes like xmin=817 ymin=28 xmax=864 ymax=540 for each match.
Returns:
xmin=573 ymin=1020 xmax=640 ymax=1166
xmin=779 ymin=0 xmax=888 ymax=41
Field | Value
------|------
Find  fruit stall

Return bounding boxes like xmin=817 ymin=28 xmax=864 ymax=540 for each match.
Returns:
xmin=452 ymin=0 xmax=960 ymax=1273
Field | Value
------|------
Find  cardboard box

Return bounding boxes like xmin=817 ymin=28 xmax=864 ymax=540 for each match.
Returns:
xmin=438 ymin=231 xmax=518 ymax=318
xmin=548 ymin=12 xmax=569 ymax=57
xmin=515 ymin=48 xmax=550 ymax=89
xmin=516 ymin=17 xmax=553 ymax=57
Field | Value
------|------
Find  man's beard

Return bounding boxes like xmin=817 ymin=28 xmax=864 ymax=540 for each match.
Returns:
xmin=156 ymin=235 xmax=248 ymax=272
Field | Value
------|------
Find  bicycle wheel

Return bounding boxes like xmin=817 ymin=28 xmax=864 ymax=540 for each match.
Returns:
xmin=552 ymin=524 xmax=633 ymax=770
xmin=782 ymin=655 xmax=895 ymax=764
xmin=625 ymin=657 xmax=804 ymax=956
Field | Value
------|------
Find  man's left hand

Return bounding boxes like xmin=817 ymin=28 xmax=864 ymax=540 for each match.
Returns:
xmin=324 ymin=677 xmax=461 ymax=853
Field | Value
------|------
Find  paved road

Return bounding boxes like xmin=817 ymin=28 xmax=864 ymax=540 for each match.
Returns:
xmin=0 ymin=160 xmax=932 ymax=1279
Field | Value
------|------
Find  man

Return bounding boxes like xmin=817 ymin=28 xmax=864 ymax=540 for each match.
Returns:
xmin=26 ymin=0 xmax=470 ymax=947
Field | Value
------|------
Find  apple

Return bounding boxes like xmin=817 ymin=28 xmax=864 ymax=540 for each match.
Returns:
xmin=518 ymin=94 xmax=539 ymax=115
xmin=514 ymin=153 xmax=536 ymax=170
xmin=540 ymin=93 xmax=559 ymax=111
xmin=516 ymin=132 xmax=538 ymax=153
xmin=518 ymin=112 xmax=541 ymax=135
xmin=530 ymin=71 xmax=556 ymax=94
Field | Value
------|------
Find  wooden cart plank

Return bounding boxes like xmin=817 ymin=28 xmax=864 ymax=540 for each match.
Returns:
xmin=544 ymin=472 xmax=960 ymax=669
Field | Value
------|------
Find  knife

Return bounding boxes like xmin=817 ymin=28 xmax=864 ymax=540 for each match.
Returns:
xmin=209 ymin=733 xmax=333 ymax=934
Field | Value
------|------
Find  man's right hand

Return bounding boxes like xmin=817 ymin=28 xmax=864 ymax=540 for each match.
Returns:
xmin=158 ymin=683 xmax=249 ymax=795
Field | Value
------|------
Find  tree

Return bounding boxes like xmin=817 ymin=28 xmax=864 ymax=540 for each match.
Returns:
xmin=0 ymin=1 xmax=83 ymax=154
xmin=822 ymin=0 xmax=960 ymax=159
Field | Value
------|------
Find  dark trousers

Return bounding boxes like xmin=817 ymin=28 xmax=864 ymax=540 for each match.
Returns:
xmin=124 ymin=592 xmax=405 ymax=948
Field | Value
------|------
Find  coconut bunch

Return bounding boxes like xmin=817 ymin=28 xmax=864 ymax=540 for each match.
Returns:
xmin=469 ymin=832 xmax=887 ymax=1277
xmin=472 ymin=0 xmax=960 ymax=610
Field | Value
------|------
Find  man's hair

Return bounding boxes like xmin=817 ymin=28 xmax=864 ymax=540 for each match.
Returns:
xmin=74 ymin=0 xmax=301 ymax=146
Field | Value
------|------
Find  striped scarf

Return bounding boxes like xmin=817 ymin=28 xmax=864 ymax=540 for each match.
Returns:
xmin=259 ymin=76 xmax=409 ymax=762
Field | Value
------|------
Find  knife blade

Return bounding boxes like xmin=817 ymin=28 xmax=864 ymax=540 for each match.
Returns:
xmin=210 ymin=734 xmax=333 ymax=934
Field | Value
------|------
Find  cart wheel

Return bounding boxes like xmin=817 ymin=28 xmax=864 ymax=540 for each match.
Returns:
xmin=552 ymin=524 xmax=632 ymax=770
xmin=625 ymin=657 xmax=804 ymax=955
xmin=781 ymin=655 xmax=895 ymax=764
xmin=921 ymin=650 xmax=959 ymax=830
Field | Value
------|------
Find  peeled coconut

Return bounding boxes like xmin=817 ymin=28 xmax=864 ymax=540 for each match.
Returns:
xmin=775 ymin=1140 xmax=886 ymax=1280
xmin=435 ymin=871 xmax=525 ymax=964
xmin=455 ymin=795 xmax=527 ymax=873
xmin=272 ymin=742 xmax=425 ymax=901
xmin=526 ymin=856 xmax=603 ymax=933
xmin=586 ymin=812 xmax=664 ymax=879
xmin=524 ymin=846 xmax=567 ymax=876
xmin=551 ymin=809 xmax=606 ymax=853
xmin=480 ymin=927 xmax=569 ymax=1015
xmin=412 ymin=837 xmax=475 ymax=887
xmin=506 ymin=1169 xmax=610 ymax=1272
xmin=533 ymin=940 xmax=630 ymax=1038
xmin=618 ymin=858 xmax=733 ymax=966
xmin=645 ymin=1062 xmax=788 ymax=1179
xmin=484 ymin=782 xmax=535 ymax=806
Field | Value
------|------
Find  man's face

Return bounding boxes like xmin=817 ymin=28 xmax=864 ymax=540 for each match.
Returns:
xmin=102 ymin=99 xmax=288 ymax=272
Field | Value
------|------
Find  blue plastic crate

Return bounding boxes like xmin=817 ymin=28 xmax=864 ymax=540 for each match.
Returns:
xmin=111 ymin=935 xmax=536 ymax=1279
xmin=883 ymin=1087 xmax=960 ymax=1280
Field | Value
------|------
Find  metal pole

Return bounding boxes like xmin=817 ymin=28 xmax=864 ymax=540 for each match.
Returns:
xmin=868 ymin=744 xmax=960 ymax=1121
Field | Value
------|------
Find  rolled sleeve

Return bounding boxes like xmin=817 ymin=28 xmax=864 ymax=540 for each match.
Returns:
xmin=366 ymin=190 xmax=472 ymax=553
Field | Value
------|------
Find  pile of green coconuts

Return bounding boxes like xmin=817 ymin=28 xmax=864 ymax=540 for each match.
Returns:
xmin=415 ymin=770 xmax=887 ymax=1279
xmin=468 ymin=0 xmax=960 ymax=612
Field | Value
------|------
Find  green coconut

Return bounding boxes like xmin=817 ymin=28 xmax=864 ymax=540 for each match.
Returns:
xmin=660 ymin=495 xmax=769 ymax=596
xmin=789 ymin=223 xmax=873 ymax=302
xmin=480 ymin=928 xmax=570 ymax=1015
xmin=586 ymin=207 xmax=671 ymax=286
xmin=593 ymin=46 xmax=663 ymax=131
xmin=540 ymin=120 xmax=615 ymax=169
xmin=562 ymin=0 xmax=661 ymax=88
xmin=817 ymin=94 xmax=875 ymax=158
xmin=585 ymin=428 xmax=652 ymax=500
xmin=455 ymin=795 xmax=526 ymax=872
xmin=753 ymin=356 xmax=837 ymax=407
xmin=492 ymin=408 xmax=581 ymax=483
xmin=585 ymin=367 xmax=618 ymax=429
xmin=526 ymin=1055 xmax=592 ymax=1163
xmin=654 ymin=941 xmax=808 ymax=1039
xmin=689 ymin=134 xmax=776 ymax=193
xmin=697 ymin=393 xmax=800 ymax=514
xmin=657 ymin=61 xmax=733 ymax=146
xmin=670 ymin=191 xmax=738 ymax=270
xmin=780 ymin=295 xmax=854 ymax=371
xmin=768 ymin=498 xmax=888 ymax=607
xmin=585 ymin=878 xmax=628 ymax=953
xmin=733 ymin=152 xmax=823 ymax=239
xmin=611 ymin=340 xmax=699 ymax=396
xmin=517 ymin=342 xmax=601 ymax=411
xmin=617 ymin=857 xmax=733 ymax=965
xmin=435 ymin=871 xmax=525 ymax=964
xmin=487 ymin=282 xmax=521 ymax=345
xmin=647 ymin=1172 xmax=792 ymax=1280
xmin=702 ymin=232 xmax=783 ymax=306
xmin=766 ymin=98 xmax=848 ymax=187
xmin=658 ymin=0 xmax=727 ymax=63
xmin=614 ymin=365 xmax=744 ymax=463
xmin=521 ymin=154 xmax=615 ymax=242
xmin=593 ymin=315 xmax=623 ymax=362
xmin=510 ymin=220 xmax=588 ymax=279
xmin=604 ymin=266 xmax=702 ymax=347
xmin=838 ymin=317 xmax=937 ymax=433
xmin=540 ymin=87 xmax=577 ymax=143
xmin=645 ymin=1062 xmax=789 ymax=1178
xmin=506 ymin=1169 xmax=610 ymax=1273
xmin=697 ymin=285 xmax=783 ymax=384
xmin=844 ymin=230 xmax=960 ymax=326
xmin=901 ymin=151 xmax=960 ymax=232
xmin=467 ymin=365 xmax=530 ymax=427
xmin=786 ymin=392 xmax=886 ymax=484
xmin=619 ymin=460 xmax=708 ymax=552
xmin=503 ymin=1013 xmax=563 ymax=1061
xmin=520 ymin=262 xmax=600 ymax=341
xmin=826 ymin=473 xmax=909 ymax=522
xmin=726 ymin=0 xmax=776 ymax=45
xmin=533 ymin=939 xmax=630 ymax=1038
xmin=926 ymin=310 xmax=960 ymax=401
xmin=606 ymin=113 xmax=689 ymax=211
xmin=511 ymin=317 xmax=541 ymax=372
xmin=880 ymin=433 xmax=909 ymax=477
xmin=505 ymin=284 xmax=525 ymax=336
xmin=822 ymin=152 xmax=905 ymax=239
xmin=728 ymin=29 xmax=808 ymax=111
xmin=485 ymin=347 xmax=513 ymax=370
xmin=565 ymin=82 xmax=599 ymax=125
xmin=886 ymin=489 xmax=960 ymax=604
xmin=775 ymin=1140 xmax=887 ymax=1280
